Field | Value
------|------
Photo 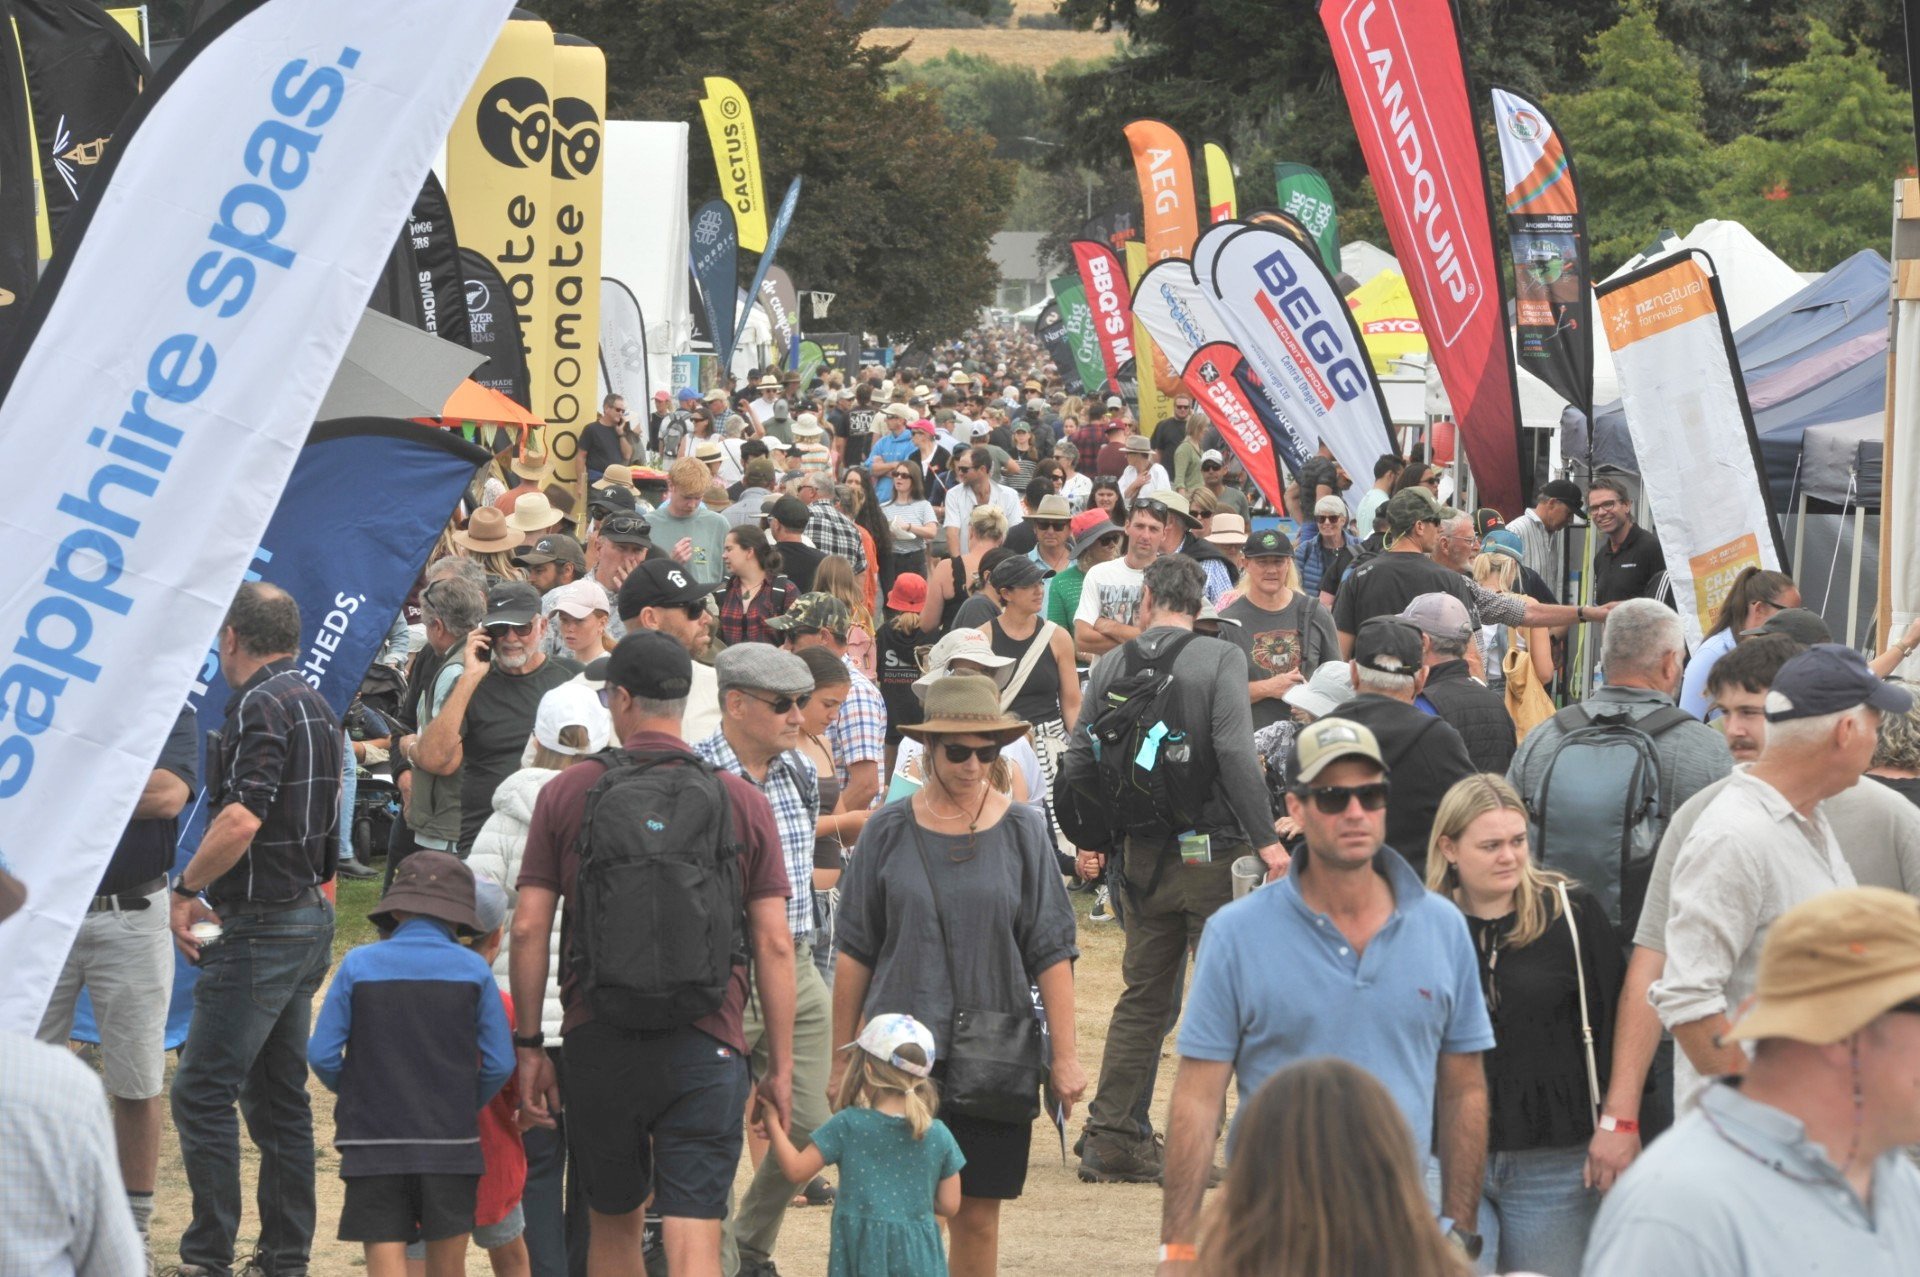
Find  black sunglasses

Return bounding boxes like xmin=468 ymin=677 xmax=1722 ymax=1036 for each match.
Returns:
xmin=485 ymin=621 xmax=534 ymax=638
xmin=1135 ymin=499 xmax=1172 ymax=519
xmin=1316 ymin=514 xmax=1346 ymax=524
xmin=741 ymin=691 xmax=812 ymax=714
xmin=1299 ymin=781 xmax=1390 ymax=814
xmin=1032 ymin=520 xmax=1069 ymax=531
xmin=941 ymin=742 xmax=1004 ymax=764
xmin=680 ymin=601 xmax=708 ymax=620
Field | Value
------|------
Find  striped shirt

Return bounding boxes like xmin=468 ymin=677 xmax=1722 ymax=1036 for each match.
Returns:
xmin=697 ymin=730 xmax=820 ymax=941
xmin=209 ymin=660 xmax=343 ymax=905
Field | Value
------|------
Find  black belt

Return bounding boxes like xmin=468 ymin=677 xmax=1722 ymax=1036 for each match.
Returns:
xmin=87 ymin=876 xmax=168 ymax=912
xmin=213 ymin=885 xmax=326 ymax=917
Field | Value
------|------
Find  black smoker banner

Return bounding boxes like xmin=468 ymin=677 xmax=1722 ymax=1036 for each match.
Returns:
xmin=15 ymin=0 xmax=149 ymax=249
xmin=0 ymin=18 xmax=37 ymax=349
xmin=1491 ymin=85 xmax=1593 ymax=417
xmin=370 ymin=171 xmax=470 ymax=347
xmin=461 ymin=245 xmax=531 ymax=409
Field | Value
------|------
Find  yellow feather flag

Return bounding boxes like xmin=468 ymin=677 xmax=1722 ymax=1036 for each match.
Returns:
xmin=699 ymin=77 xmax=767 ymax=252
xmin=1202 ymin=142 xmax=1236 ymax=224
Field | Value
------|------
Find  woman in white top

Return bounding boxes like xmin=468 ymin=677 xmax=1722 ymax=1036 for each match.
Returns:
xmin=1118 ymin=433 xmax=1172 ymax=502
xmin=884 ymin=463 xmax=939 ymax=579
xmin=1053 ymin=441 xmax=1093 ymax=511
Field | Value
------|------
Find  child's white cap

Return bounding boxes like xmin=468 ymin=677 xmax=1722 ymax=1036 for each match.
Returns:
xmin=844 ymin=1013 xmax=936 ymax=1077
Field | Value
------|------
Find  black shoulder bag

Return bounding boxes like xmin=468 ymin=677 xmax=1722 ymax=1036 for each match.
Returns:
xmin=908 ymin=822 xmax=1046 ymax=1125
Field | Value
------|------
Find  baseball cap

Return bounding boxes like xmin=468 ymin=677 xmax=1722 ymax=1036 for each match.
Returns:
xmin=618 ymin=560 xmax=721 ymax=620
xmin=1313 ymin=495 xmax=1348 ymax=519
xmin=1105 ymin=396 xmax=1125 ymax=410
xmin=908 ymin=418 xmax=935 ymax=436
xmin=1473 ymin=507 xmax=1506 ymax=537
xmin=597 ymin=512 xmax=653 ymax=548
xmin=1201 ymin=449 xmax=1225 ymax=468
xmin=548 ymin=578 xmax=612 ymax=619
xmin=514 ymin=533 xmax=586 ymax=571
xmin=714 ymin=642 xmax=814 ymax=696
xmin=370 ymin=850 xmax=482 ymax=936
xmin=1398 ymin=592 xmax=1472 ymax=643
xmin=1354 ymin=616 xmax=1424 ymax=675
xmin=883 ymin=403 xmax=916 ymax=422
xmin=1763 ymin=644 xmax=1914 ymax=722
xmin=1104 ymin=418 xmax=1128 ymax=434
xmin=1724 ymin=888 xmax=1920 ymax=1044
xmin=588 ymin=485 xmax=638 ymax=517
xmin=1285 ymin=716 xmax=1387 ymax=786
xmin=676 ymin=387 xmax=699 ymax=403
xmin=1384 ymin=486 xmax=1453 ymax=537
xmin=1482 ymin=528 xmax=1525 ymax=564
xmin=1243 ymin=528 xmax=1293 ymax=559
xmin=471 ymin=873 xmax=512 ymax=936
xmin=604 ymin=629 xmax=694 ymax=700
xmin=483 ymin=580 xmax=542 ymax=627
xmin=989 ymin=556 xmax=1054 ymax=591
xmin=533 ymin=681 xmax=612 ymax=756
xmin=968 ymin=420 xmax=991 ymax=440
xmin=767 ymin=496 xmax=812 ymax=530
xmin=1539 ymin=478 xmax=1584 ymax=514
xmin=1141 ymin=489 xmax=1198 ymax=528
xmin=1284 ymin=660 xmax=1359 ymax=719
xmin=847 ymin=1012 xmax=937 ymax=1077
xmin=767 ymin=592 xmax=851 ymax=639
xmin=1742 ymin=606 xmax=1833 ymax=644
xmin=652 ymin=389 xmax=671 ymax=402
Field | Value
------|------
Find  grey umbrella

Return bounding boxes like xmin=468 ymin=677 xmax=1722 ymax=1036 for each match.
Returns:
xmin=317 ymin=308 xmax=485 ymax=422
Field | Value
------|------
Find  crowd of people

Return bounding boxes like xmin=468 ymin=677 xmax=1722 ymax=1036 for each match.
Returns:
xmin=8 ymin=324 xmax=1920 ymax=1277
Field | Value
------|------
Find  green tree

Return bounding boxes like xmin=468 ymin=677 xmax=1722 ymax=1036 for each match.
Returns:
xmin=1709 ymin=19 xmax=1913 ymax=269
xmin=536 ymin=0 xmax=1015 ymax=347
xmin=1548 ymin=0 xmax=1716 ymax=271
xmin=896 ymin=49 xmax=1064 ymax=163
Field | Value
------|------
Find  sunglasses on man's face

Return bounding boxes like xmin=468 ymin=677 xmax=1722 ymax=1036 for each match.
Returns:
xmin=941 ymin=742 xmax=1004 ymax=765
xmin=1032 ymin=520 xmax=1069 ymax=531
xmin=742 ymin=691 xmax=812 ymax=715
xmin=1299 ymin=781 xmax=1390 ymax=815
xmin=486 ymin=621 xmax=534 ymax=638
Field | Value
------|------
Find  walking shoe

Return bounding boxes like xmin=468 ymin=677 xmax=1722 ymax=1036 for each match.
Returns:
xmin=335 ymin=859 xmax=379 ymax=881
xmin=738 ymin=1262 xmax=784 ymax=1277
xmin=1077 ymin=1132 xmax=1164 ymax=1184
xmin=1088 ymin=885 xmax=1114 ymax=922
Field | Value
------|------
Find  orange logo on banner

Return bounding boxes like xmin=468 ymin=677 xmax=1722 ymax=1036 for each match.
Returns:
xmin=1124 ymin=119 xmax=1199 ymax=263
xmin=1689 ymin=533 xmax=1763 ymax=636
xmin=1598 ymin=260 xmax=1717 ymax=351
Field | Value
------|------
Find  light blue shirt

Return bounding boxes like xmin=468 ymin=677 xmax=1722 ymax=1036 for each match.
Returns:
xmin=1178 ymin=846 xmax=1494 ymax=1156
xmin=1678 ymin=626 xmax=1736 ymax=719
xmin=869 ymin=429 xmax=919 ymax=502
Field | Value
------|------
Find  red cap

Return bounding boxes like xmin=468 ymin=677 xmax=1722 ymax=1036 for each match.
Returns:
xmin=886 ymin=572 xmax=928 ymax=612
xmin=1070 ymin=509 xmax=1115 ymax=538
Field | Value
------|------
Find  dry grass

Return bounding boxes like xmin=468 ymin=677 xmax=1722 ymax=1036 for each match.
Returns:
xmin=869 ymin=26 xmax=1122 ymax=69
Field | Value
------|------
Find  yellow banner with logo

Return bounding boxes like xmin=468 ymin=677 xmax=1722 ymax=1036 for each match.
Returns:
xmin=542 ymin=35 xmax=605 ymax=486
xmin=1125 ymin=240 xmax=1171 ymax=432
xmin=1202 ymin=142 xmax=1235 ymax=224
xmin=700 ymin=76 xmax=767 ymax=252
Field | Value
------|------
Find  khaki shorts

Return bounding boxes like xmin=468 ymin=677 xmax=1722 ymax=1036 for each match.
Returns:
xmin=37 ymin=886 xmax=173 ymax=1099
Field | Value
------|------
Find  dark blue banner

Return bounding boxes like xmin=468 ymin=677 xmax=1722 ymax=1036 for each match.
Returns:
xmin=690 ymin=196 xmax=739 ymax=365
xmin=74 ymin=421 xmax=490 ymax=1047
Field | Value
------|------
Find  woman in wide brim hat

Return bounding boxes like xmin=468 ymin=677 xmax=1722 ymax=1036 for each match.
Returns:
xmin=897 ymin=670 xmax=1033 ymax=747
xmin=454 ymin=506 xmax=519 ymax=554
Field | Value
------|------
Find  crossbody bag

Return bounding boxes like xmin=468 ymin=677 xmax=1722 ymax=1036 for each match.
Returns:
xmin=1558 ymin=880 xmax=1604 ymax=1124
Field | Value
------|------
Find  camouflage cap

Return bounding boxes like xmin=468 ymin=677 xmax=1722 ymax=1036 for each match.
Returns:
xmin=1384 ymin=486 xmax=1458 ymax=536
xmin=765 ymin=591 xmax=851 ymax=640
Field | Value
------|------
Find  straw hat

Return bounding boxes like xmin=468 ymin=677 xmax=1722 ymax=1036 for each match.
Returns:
xmin=506 ymin=492 xmax=564 ymax=533
xmin=1205 ymin=513 xmax=1248 ymax=547
xmin=510 ymin=450 xmax=552 ymax=482
xmin=898 ymin=672 xmax=1031 ymax=744
xmin=1725 ymin=887 xmax=1920 ymax=1045
xmin=454 ymin=507 xmax=517 ymax=553
xmin=599 ymin=463 xmax=636 ymax=490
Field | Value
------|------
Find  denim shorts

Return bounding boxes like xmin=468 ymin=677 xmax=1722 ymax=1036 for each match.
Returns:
xmin=405 ymin=1200 xmax=524 ymax=1258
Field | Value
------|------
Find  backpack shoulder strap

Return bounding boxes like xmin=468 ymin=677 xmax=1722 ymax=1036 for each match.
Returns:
xmin=1636 ymin=706 xmax=1695 ymax=739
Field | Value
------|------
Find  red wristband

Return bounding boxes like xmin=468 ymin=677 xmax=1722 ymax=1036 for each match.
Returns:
xmin=1598 ymin=1114 xmax=1639 ymax=1134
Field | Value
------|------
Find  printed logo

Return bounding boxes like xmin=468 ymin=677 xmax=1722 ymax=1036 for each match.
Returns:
xmin=1196 ymin=359 xmax=1221 ymax=383
xmin=49 ymin=115 xmax=108 ymax=199
xmin=549 ymin=96 xmax=601 ymax=180
xmin=474 ymin=76 xmax=550 ymax=169
xmin=465 ymin=278 xmax=491 ymax=313
xmin=1505 ymin=108 xmax=1544 ymax=142
xmin=692 ymin=206 xmax=727 ymax=248
xmin=667 ymin=569 xmax=689 ymax=589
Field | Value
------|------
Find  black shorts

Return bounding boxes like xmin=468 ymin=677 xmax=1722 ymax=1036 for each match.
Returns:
xmin=338 ymin=1173 xmax=478 ymax=1244
xmin=561 ymin=1021 xmax=750 ymax=1218
xmin=943 ymin=1111 xmax=1033 ymax=1200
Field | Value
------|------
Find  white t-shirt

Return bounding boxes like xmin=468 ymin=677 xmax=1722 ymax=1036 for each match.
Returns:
xmin=1059 ymin=471 xmax=1093 ymax=512
xmin=943 ymin=482 xmax=1025 ymax=553
xmin=1120 ymin=463 xmax=1172 ymax=501
xmin=1074 ymin=558 xmax=1148 ymax=630
xmin=749 ymin=397 xmax=775 ymax=426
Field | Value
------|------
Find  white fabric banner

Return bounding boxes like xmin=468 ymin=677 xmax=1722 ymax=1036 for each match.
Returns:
xmin=1886 ymin=296 xmax=1920 ymax=670
xmin=0 ymin=0 xmax=514 ymax=1032
xmin=1131 ymin=256 xmax=1233 ymax=375
xmin=601 ymin=120 xmax=690 ymax=403
xmin=1597 ymin=252 xmax=1782 ymax=648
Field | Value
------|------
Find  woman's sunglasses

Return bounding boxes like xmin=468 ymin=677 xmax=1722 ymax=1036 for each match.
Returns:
xmin=941 ymin=742 xmax=1003 ymax=764
xmin=1299 ymin=781 xmax=1390 ymax=814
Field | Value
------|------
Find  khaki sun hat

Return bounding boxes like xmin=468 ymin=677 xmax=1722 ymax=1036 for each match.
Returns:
xmin=505 ymin=492 xmax=564 ymax=534
xmin=898 ymin=671 xmax=1031 ymax=745
xmin=453 ymin=506 xmax=518 ymax=554
xmin=1724 ymin=887 xmax=1920 ymax=1045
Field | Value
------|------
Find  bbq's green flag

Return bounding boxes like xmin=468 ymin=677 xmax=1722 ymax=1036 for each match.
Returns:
xmin=1274 ymin=162 xmax=1340 ymax=275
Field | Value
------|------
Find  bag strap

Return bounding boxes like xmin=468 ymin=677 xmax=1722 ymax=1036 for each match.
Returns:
xmin=904 ymin=816 xmax=963 ymax=1000
xmin=1557 ymin=880 xmax=1603 ymax=1125
xmin=997 ymin=619 xmax=1059 ymax=711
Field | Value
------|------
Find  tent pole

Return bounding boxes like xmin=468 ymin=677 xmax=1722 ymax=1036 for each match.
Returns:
xmin=1794 ymin=491 xmax=1808 ymax=579
xmin=1851 ymin=495 xmax=1867 ymax=649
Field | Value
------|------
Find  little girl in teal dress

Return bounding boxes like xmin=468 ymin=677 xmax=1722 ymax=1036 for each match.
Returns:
xmin=759 ymin=1013 xmax=965 ymax=1277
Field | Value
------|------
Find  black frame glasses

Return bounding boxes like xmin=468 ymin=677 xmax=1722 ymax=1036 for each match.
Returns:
xmin=941 ymin=742 xmax=1004 ymax=764
xmin=1299 ymin=781 xmax=1390 ymax=814
xmin=741 ymin=691 xmax=812 ymax=714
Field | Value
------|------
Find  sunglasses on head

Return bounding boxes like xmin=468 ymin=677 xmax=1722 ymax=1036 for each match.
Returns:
xmin=941 ymin=742 xmax=1004 ymax=764
xmin=486 ymin=621 xmax=534 ymax=637
xmin=741 ymin=691 xmax=812 ymax=714
xmin=1299 ymin=781 xmax=1390 ymax=814
xmin=1135 ymin=499 xmax=1172 ymax=519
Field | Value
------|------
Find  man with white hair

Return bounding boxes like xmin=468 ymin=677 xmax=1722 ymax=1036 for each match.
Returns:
xmin=1652 ymin=644 xmax=1912 ymax=1110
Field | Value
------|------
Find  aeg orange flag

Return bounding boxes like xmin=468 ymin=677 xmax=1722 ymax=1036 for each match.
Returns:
xmin=1124 ymin=119 xmax=1199 ymax=262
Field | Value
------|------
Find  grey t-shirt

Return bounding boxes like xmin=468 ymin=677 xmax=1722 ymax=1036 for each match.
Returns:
xmin=1219 ymin=593 xmax=1340 ymax=729
xmin=643 ymin=507 xmax=731 ymax=584
xmin=835 ymin=800 xmax=1079 ymax=1058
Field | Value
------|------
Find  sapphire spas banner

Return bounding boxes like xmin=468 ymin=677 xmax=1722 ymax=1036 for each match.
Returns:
xmin=0 ymin=0 xmax=513 ymax=1034
xmin=1133 ymin=256 xmax=1231 ymax=378
xmin=1320 ymin=0 xmax=1525 ymax=514
xmin=1206 ymin=225 xmax=1394 ymax=511
xmin=1124 ymin=119 xmax=1199 ymax=263
xmin=1596 ymin=252 xmax=1784 ymax=648
xmin=1182 ymin=342 xmax=1298 ymax=506
xmin=1491 ymin=86 xmax=1592 ymax=419
xmin=1072 ymin=239 xmax=1133 ymax=389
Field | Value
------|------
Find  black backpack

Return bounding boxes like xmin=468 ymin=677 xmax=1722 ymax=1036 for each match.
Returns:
xmin=570 ymin=748 xmax=744 ymax=1031
xmin=1068 ymin=631 xmax=1207 ymax=833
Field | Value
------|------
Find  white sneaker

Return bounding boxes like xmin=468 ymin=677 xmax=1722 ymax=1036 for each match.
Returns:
xmin=1089 ymin=885 xmax=1114 ymax=923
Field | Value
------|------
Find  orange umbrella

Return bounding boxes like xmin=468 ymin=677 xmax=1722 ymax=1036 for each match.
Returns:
xmin=433 ymin=379 xmax=543 ymax=427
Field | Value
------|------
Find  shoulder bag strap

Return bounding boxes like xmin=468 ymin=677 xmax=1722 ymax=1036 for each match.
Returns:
xmin=997 ymin=620 xmax=1059 ymax=711
xmin=1558 ymin=880 xmax=1603 ymax=1124
xmin=905 ymin=817 xmax=963 ymax=999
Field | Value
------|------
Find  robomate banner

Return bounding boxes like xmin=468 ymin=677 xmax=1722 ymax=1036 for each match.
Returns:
xmin=542 ymin=33 xmax=605 ymax=484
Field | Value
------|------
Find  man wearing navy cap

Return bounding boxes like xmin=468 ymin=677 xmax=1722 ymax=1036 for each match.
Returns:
xmin=1652 ymin=643 xmax=1913 ymax=1110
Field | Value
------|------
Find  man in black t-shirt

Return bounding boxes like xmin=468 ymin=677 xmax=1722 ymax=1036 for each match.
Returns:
xmin=1590 ymin=477 xmax=1670 ymax=606
xmin=766 ymin=495 xmax=826 ymax=592
xmin=1332 ymin=487 xmax=1476 ymax=656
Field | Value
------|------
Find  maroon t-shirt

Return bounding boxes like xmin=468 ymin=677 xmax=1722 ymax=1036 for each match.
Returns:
xmin=516 ymin=729 xmax=790 ymax=1052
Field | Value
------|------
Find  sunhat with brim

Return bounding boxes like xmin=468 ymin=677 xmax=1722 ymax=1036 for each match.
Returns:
xmin=598 ymin=463 xmax=637 ymax=490
xmin=911 ymin=630 xmax=1014 ymax=697
xmin=369 ymin=850 xmax=483 ymax=936
xmin=1284 ymin=660 xmax=1360 ymax=719
xmin=1070 ymin=511 xmax=1125 ymax=559
xmin=454 ymin=507 xmax=518 ymax=554
xmin=511 ymin=451 xmax=552 ymax=482
xmin=1724 ymin=887 xmax=1920 ymax=1045
xmin=506 ymin=493 xmax=564 ymax=534
xmin=1205 ymin=513 xmax=1248 ymax=547
xmin=898 ymin=672 xmax=1031 ymax=745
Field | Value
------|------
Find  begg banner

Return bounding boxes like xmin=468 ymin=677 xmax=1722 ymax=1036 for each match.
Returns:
xmin=1181 ymin=342 xmax=1302 ymax=505
xmin=0 ymin=0 xmax=513 ymax=1034
xmin=1124 ymin=118 xmax=1199 ymax=262
xmin=1048 ymin=273 xmax=1107 ymax=396
xmin=1492 ymin=86 xmax=1592 ymax=419
xmin=599 ymin=276 xmax=648 ymax=407
xmin=1596 ymin=252 xmax=1785 ymax=647
xmin=1072 ymin=239 xmax=1134 ymax=392
xmin=1205 ymin=225 xmax=1395 ymax=510
xmin=1321 ymin=0 xmax=1526 ymax=514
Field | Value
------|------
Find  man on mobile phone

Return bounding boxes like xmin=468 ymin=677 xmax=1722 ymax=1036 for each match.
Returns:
xmin=582 ymin=393 xmax=635 ymax=483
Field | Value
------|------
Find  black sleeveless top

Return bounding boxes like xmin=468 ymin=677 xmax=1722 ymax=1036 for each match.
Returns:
xmin=990 ymin=616 xmax=1062 ymax=723
xmin=937 ymin=553 xmax=970 ymax=637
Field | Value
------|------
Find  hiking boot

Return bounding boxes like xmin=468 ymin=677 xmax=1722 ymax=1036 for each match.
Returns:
xmin=1088 ymin=885 xmax=1114 ymax=923
xmin=335 ymin=859 xmax=379 ymax=881
xmin=1078 ymin=1132 xmax=1164 ymax=1183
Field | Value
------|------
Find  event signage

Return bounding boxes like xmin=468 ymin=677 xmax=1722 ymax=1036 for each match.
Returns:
xmin=699 ymin=76 xmax=767 ymax=252
xmin=15 ymin=0 xmax=148 ymax=248
xmin=760 ymin=265 xmax=799 ymax=367
xmin=1596 ymin=252 xmax=1785 ymax=646
xmin=1320 ymin=0 xmax=1525 ymax=513
xmin=599 ymin=275 xmax=647 ymax=406
xmin=1274 ymin=161 xmax=1341 ymax=275
xmin=1206 ymin=225 xmax=1395 ymax=510
xmin=733 ymin=175 xmax=801 ymax=366
xmin=461 ymin=245 xmax=532 ymax=410
xmin=1124 ymin=118 xmax=1199 ymax=262
xmin=1124 ymin=240 xmax=1172 ymax=425
xmin=1071 ymin=239 xmax=1134 ymax=388
xmin=369 ymin=172 xmax=470 ymax=347
xmin=1181 ymin=342 xmax=1303 ymax=503
xmin=447 ymin=12 xmax=554 ymax=413
xmin=541 ymin=33 xmax=605 ymax=483
xmin=0 ymin=21 xmax=37 ymax=345
xmin=1034 ymin=298 xmax=1082 ymax=395
xmin=1202 ymin=142 xmax=1236 ymax=224
xmin=1048 ymin=273 xmax=1107 ymax=396
xmin=690 ymin=196 xmax=739 ymax=364
xmin=600 ymin=121 xmax=690 ymax=403
xmin=1133 ymin=255 xmax=1232 ymax=374
xmin=0 ymin=0 xmax=513 ymax=1034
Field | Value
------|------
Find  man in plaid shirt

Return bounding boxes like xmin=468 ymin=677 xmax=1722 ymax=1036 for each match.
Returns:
xmin=768 ymin=594 xmax=886 ymax=814
xmin=794 ymin=471 xmax=866 ymax=572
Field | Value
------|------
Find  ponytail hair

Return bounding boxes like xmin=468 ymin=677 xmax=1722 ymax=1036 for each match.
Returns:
xmin=833 ymin=1043 xmax=940 ymax=1139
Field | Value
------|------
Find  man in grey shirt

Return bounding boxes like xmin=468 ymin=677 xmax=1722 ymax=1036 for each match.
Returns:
xmin=1585 ymin=888 xmax=1920 ymax=1277
xmin=1651 ymin=645 xmax=1910 ymax=1112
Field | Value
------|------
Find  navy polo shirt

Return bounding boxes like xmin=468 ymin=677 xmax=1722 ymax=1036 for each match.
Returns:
xmin=1178 ymin=844 xmax=1494 ymax=1156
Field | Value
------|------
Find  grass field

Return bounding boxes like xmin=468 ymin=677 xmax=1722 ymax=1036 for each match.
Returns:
xmin=869 ymin=25 xmax=1123 ymax=68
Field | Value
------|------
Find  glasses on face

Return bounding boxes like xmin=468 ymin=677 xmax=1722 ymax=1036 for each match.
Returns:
xmin=680 ymin=602 xmax=708 ymax=620
xmin=1589 ymin=499 xmax=1622 ymax=513
xmin=1300 ymin=781 xmax=1390 ymax=814
xmin=953 ymin=465 xmax=973 ymax=476
xmin=941 ymin=742 xmax=1004 ymax=764
xmin=741 ymin=691 xmax=812 ymax=715
xmin=1423 ymin=478 xmax=1441 ymax=490
xmin=1033 ymin=520 xmax=1069 ymax=531
xmin=486 ymin=621 xmax=534 ymax=638
xmin=1316 ymin=514 xmax=1345 ymax=525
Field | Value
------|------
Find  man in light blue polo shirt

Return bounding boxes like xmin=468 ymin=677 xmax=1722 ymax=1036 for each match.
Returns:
xmin=1158 ymin=717 xmax=1494 ymax=1268
xmin=866 ymin=404 xmax=919 ymax=502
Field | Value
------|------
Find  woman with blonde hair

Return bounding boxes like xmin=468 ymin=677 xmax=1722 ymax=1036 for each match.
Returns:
xmin=815 ymin=553 xmax=878 ymax=680
xmin=1198 ymin=1057 xmax=1469 ymax=1277
xmin=920 ymin=503 xmax=1005 ymax=639
xmin=450 ymin=507 xmax=527 ymax=583
xmin=1423 ymin=774 xmax=1624 ymax=1277
xmin=1172 ymin=413 xmax=1209 ymax=495
xmin=1473 ymin=530 xmax=1552 ymax=698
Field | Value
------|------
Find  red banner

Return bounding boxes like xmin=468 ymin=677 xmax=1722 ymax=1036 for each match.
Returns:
xmin=1181 ymin=342 xmax=1291 ymax=511
xmin=1319 ymin=0 xmax=1524 ymax=514
xmin=1124 ymin=119 xmax=1200 ymax=263
xmin=1072 ymin=239 xmax=1135 ymax=389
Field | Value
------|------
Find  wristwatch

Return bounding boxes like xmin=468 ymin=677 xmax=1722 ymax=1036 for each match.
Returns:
xmin=513 ymin=1032 xmax=545 ymax=1050
xmin=170 ymin=875 xmax=201 ymax=900
xmin=1448 ymin=1225 xmax=1484 ymax=1261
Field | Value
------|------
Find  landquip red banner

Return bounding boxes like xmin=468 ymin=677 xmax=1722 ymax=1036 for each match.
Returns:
xmin=1319 ymin=0 xmax=1525 ymax=513
xmin=1072 ymin=239 xmax=1134 ymax=389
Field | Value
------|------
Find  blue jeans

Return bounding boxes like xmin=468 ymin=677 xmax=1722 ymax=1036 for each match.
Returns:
xmin=171 ymin=902 xmax=333 ymax=1276
xmin=1475 ymin=1145 xmax=1597 ymax=1277
xmin=521 ymin=1047 xmax=590 ymax=1277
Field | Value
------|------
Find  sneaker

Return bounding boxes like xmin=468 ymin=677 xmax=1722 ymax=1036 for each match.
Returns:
xmin=738 ymin=1262 xmax=784 ymax=1277
xmin=1077 ymin=1132 xmax=1164 ymax=1184
xmin=1088 ymin=885 xmax=1114 ymax=923
xmin=335 ymin=859 xmax=379 ymax=881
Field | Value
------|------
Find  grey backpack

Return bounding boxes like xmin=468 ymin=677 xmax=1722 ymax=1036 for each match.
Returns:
xmin=1524 ymin=704 xmax=1692 ymax=948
